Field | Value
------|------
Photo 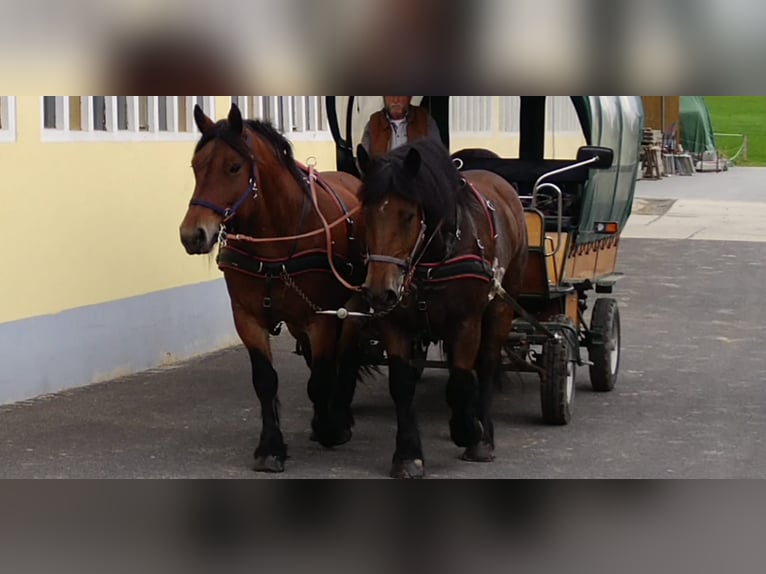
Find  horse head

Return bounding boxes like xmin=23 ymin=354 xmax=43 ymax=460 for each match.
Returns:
xmin=358 ymin=141 xmax=462 ymax=312
xmin=180 ymin=104 xmax=255 ymax=254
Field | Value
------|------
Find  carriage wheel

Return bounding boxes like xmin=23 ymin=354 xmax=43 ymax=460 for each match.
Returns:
xmin=588 ymin=298 xmax=621 ymax=393
xmin=540 ymin=317 xmax=576 ymax=426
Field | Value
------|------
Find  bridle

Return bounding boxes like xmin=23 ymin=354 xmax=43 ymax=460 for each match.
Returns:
xmin=189 ymin=132 xmax=260 ymax=223
xmin=187 ymin=129 xmax=363 ymax=295
xmin=366 ymin=221 xmax=426 ymax=274
xmin=366 ymin=215 xmax=445 ymax=306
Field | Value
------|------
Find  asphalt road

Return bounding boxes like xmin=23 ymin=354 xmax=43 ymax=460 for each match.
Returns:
xmin=1 ymin=236 xmax=764 ymax=478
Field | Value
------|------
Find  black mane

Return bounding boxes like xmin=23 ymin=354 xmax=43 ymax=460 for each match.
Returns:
xmin=195 ymin=118 xmax=308 ymax=195
xmin=361 ymin=139 xmax=471 ymax=232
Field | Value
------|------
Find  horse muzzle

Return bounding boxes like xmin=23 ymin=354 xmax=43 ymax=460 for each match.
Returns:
xmin=361 ymin=284 xmax=402 ymax=314
xmin=180 ymin=224 xmax=218 ymax=255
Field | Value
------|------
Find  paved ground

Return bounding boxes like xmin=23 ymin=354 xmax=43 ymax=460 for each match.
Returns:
xmin=1 ymin=168 xmax=764 ymax=478
xmin=627 ymin=167 xmax=766 ymax=241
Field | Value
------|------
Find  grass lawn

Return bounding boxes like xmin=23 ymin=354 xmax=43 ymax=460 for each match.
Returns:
xmin=705 ymin=96 xmax=766 ymax=166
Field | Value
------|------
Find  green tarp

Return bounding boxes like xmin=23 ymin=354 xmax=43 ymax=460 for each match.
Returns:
xmin=680 ymin=96 xmax=717 ymax=154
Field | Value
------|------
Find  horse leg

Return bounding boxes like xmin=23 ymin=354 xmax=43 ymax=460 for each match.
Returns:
xmin=333 ymin=300 xmax=370 ymax=442
xmin=383 ymin=324 xmax=425 ymax=479
xmin=235 ymin=314 xmax=287 ymax=473
xmin=446 ymin=320 xmax=485 ymax=451
xmin=306 ymin=317 xmax=352 ymax=448
xmin=463 ymin=300 xmax=514 ymax=462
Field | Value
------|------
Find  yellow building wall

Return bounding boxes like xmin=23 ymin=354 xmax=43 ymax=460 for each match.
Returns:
xmin=0 ymin=96 xmax=337 ymax=324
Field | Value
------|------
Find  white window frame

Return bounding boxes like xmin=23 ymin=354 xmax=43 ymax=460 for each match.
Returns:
xmin=499 ymin=96 xmax=522 ymax=134
xmin=0 ymin=96 xmax=17 ymax=143
xmin=546 ymin=96 xmax=583 ymax=135
xmin=230 ymin=96 xmax=331 ymax=142
xmin=231 ymin=96 xmax=264 ymax=120
xmin=546 ymin=96 xmax=587 ymax=160
xmin=450 ymin=96 xmax=493 ymax=137
xmin=41 ymin=96 xmax=216 ymax=142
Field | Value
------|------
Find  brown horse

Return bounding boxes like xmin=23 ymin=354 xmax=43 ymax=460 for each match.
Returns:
xmin=357 ymin=139 xmax=528 ymax=479
xmin=180 ymin=104 xmax=366 ymax=473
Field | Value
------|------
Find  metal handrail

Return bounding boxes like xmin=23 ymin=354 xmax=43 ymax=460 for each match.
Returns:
xmin=535 ymin=183 xmax=564 ymax=258
xmin=531 ymin=155 xmax=601 ymax=258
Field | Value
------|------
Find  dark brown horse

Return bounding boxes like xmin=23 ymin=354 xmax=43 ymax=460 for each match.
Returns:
xmin=357 ymin=139 xmax=528 ymax=479
xmin=180 ymin=104 xmax=366 ymax=473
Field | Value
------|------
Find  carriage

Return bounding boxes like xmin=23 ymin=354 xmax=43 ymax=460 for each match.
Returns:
xmin=325 ymin=96 xmax=643 ymax=425
xmin=182 ymin=98 xmax=642 ymax=476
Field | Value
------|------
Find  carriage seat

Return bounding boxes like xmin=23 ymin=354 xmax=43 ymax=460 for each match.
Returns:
xmin=452 ymin=152 xmax=591 ymax=231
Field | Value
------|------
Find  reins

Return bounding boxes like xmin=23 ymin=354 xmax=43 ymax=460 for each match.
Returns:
xmin=305 ymin=163 xmax=363 ymax=293
xmin=223 ymin=205 xmax=362 ymax=246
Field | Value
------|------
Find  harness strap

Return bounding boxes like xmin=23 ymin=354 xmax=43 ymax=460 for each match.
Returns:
xmin=368 ymin=254 xmax=410 ymax=270
xmin=297 ymin=162 xmax=356 ymax=241
xmin=415 ymin=255 xmax=493 ymax=285
xmin=263 ymin=274 xmax=275 ymax=333
xmin=465 ymin=180 xmax=498 ymax=240
xmin=217 ymin=246 xmax=355 ymax=280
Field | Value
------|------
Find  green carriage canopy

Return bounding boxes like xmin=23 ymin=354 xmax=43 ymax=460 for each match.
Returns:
xmin=680 ymin=96 xmax=717 ymax=154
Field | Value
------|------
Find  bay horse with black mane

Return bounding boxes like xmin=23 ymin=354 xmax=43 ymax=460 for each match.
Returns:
xmin=357 ymin=139 xmax=528 ymax=479
xmin=180 ymin=104 xmax=366 ymax=473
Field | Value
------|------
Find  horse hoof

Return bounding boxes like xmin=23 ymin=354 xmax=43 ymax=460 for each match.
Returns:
xmin=253 ymin=455 xmax=286 ymax=474
xmin=312 ymin=421 xmax=353 ymax=448
xmin=316 ymin=428 xmax=353 ymax=449
xmin=462 ymin=442 xmax=496 ymax=463
xmin=390 ymin=459 xmax=425 ymax=479
xmin=450 ymin=417 xmax=484 ymax=448
xmin=333 ymin=428 xmax=353 ymax=448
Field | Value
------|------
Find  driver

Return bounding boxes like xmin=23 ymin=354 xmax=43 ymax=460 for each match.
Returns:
xmin=361 ymin=96 xmax=443 ymax=157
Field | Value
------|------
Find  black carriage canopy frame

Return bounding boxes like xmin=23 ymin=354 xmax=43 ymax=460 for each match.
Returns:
xmin=326 ymin=96 xmax=640 ymax=246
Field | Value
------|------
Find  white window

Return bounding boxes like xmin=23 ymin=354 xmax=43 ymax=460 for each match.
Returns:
xmin=546 ymin=97 xmax=587 ymax=159
xmin=546 ymin=96 xmax=583 ymax=134
xmin=0 ymin=96 xmax=16 ymax=143
xmin=231 ymin=96 xmax=263 ymax=120
xmin=499 ymin=96 xmax=522 ymax=134
xmin=41 ymin=96 xmax=216 ymax=142
xmin=450 ymin=96 xmax=493 ymax=134
xmin=230 ymin=96 xmax=330 ymax=141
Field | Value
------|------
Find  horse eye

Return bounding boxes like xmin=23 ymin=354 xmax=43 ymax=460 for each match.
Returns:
xmin=404 ymin=213 xmax=417 ymax=224
xmin=229 ymin=163 xmax=243 ymax=175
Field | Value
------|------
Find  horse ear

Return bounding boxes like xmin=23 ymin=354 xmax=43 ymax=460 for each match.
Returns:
xmin=194 ymin=105 xmax=215 ymax=134
xmin=228 ymin=103 xmax=244 ymax=135
xmin=403 ymin=147 xmax=421 ymax=178
xmin=357 ymin=145 xmax=371 ymax=174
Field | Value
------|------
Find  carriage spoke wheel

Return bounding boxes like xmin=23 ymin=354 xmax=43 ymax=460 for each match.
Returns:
xmin=588 ymin=298 xmax=621 ymax=393
xmin=540 ymin=316 xmax=576 ymax=426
